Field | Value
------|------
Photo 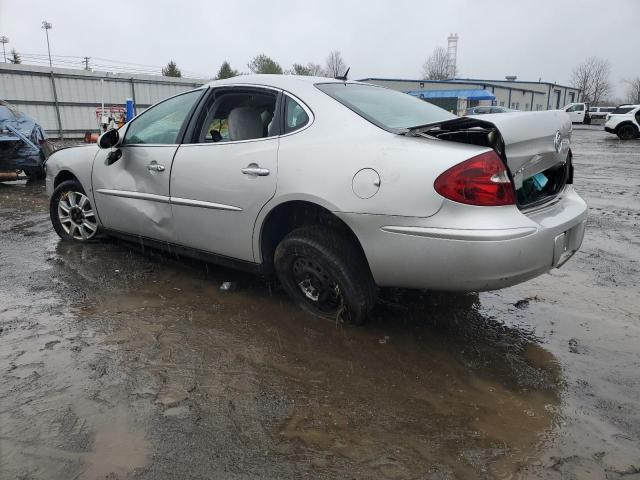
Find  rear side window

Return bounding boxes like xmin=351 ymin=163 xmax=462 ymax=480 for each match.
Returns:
xmin=284 ymin=96 xmax=309 ymax=133
xmin=612 ymin=107 xmax=634 ymax=114
xmin=194 ymin=88 xmax=278 ymax=143
xmin=316 ymin=83 xmax=455 ymax=132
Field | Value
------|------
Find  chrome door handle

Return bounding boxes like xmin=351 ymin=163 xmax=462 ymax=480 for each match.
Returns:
xmin=241 ymin=164 xmax=270 ymax=176
xmin=147 ymin=163 xmax=165 ymax=172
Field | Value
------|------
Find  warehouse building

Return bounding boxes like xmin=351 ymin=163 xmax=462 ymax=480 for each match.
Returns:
xmin=359 ymin=77 xmax=581 ymax=114
xmin=0 ymin=63 xmax=206 ymax=138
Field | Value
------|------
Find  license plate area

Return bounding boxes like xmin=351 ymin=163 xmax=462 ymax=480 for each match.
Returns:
xmin=553 ymin=220 xmax=586 ymax=268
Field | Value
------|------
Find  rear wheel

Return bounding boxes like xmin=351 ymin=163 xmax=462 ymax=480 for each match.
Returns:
xmin=617 ymin=124 xmax=639 ymax=140
xmin=50 ymin=179 xmax=99 ymax=241
xmin=274 ymin=225 xmax=377 ymax=325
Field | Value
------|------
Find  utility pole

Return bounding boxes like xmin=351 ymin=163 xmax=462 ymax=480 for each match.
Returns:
xmin=0 ymin=36 xmax=8 ymax=63
xmin=42 ymin=21 xmax=53 ymax=67
xmin=83 ymin=56 xmax=90 ymax=70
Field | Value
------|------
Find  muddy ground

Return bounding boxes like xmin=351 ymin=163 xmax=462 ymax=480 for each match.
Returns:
xmin=0 ymin=127 xmax=638 ymax=479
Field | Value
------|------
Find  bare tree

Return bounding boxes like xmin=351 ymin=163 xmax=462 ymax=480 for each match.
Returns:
xmin=325 ymin=51 xmax=347 ymax=78
xmin=9 ymin=49 xmax=21 ymax=64
xmin=422 ymin=46 xmax=453 ymax=80
xmin=570 ymin=57 xmax=611 ymax=105
xmin=623 ymin=77 xmax=640 ymax=104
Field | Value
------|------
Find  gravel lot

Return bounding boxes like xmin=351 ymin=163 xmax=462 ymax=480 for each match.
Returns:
xmin=0 ymin=126 xmax=638 ymax=479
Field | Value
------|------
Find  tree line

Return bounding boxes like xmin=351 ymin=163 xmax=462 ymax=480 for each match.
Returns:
xmin=7 ymin=42 xmax=638 ymax=105
xmin=161 ymin=50 xmax=347 ymax=81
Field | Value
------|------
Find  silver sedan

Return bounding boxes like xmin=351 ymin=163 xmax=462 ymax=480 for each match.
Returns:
xmin=46 ymin=75 xmax=587 ymax=324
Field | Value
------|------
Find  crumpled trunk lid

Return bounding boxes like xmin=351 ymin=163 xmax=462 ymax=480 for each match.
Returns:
xmin=476 ymin=110 xmax=571 ymax=189
xmin=418 ymin=110 xmax=573 ymax=207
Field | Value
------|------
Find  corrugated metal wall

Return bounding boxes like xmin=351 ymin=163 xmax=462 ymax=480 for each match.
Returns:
xmin=0 ymin=63 xmax=207 ymax=138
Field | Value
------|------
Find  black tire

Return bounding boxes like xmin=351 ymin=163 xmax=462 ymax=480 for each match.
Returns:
xmin=274 ymin=225 xmax=377 ymax=325
xmin=50 ymin=179 xmax=100 ymax=242
xmin=23 ymin=166 xmax=46 ymax=180
xmin=617 ymin=124 xmax=639 ymax=140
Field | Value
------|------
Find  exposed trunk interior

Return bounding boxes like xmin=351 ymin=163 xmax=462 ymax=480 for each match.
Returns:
xmin=418 ymin=116 xmax=571 ymax=209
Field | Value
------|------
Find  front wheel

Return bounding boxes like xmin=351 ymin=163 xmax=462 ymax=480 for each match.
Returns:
xmin=274 ymin=226 xmax=377 ymax=325
xmin=617 ymin=124 xmax=639 ymax=140
xmin=23 ymin=166 xmax=46 ymax=180
xmin=50 ymin=179 xmax=100 ymax=241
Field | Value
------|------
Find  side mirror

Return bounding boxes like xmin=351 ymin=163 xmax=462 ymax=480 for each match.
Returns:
xmin=98 ymin=128 xmax=120 ymax=149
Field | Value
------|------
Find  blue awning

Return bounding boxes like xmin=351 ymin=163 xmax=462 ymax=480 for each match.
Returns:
xmin=405 ymin=89 xmax=496 ymax=100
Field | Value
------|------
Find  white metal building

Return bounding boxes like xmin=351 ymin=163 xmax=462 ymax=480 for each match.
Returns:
xmin=0 ymin=63 xmax=207 ymax=138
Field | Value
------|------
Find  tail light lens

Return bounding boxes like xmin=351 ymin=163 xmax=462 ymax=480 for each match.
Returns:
xmin=434 ymin=151 xmax=515 ymax=206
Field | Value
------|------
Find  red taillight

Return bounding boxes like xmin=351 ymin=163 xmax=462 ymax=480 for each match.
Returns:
xmin=434 ymin=151 xmax=515 ymax=206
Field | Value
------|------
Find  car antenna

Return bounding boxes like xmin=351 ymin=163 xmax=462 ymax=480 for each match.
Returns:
xmin=335 ymin=67 xmax=350 ymax=81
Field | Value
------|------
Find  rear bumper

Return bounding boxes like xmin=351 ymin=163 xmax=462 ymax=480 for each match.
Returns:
xmin=337 ymin=186 xmax=587 ymax=291
xmin=605 ymin=127 xmax=616 ymax=134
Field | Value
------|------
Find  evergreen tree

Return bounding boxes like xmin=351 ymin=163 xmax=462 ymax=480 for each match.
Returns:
xmin=247 ymin=54 xmax=282 ymax=74
xmin=162 ymin=60 xmax=182 ymax=77
xmin=216 ymin=61 xmax=239 ymax=79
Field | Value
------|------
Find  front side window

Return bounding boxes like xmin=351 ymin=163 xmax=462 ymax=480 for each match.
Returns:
xmin=195 ymin=89 xmax=278 ymax=143
xmin=284 ymin=96 xmax=309 ymax=133
xmin=123 ymin=89 xmax=203 ymax=145
xmin=612 ymin=107 xmax=634 ymax=114
xmin=316 ymin=83 xmax=455 ymax=132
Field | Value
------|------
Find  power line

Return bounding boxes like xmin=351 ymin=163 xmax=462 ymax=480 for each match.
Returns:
xmin=16 ymin=51 xmax=208 ymax=78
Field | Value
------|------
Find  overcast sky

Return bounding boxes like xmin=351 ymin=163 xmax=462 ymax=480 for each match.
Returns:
xmin=1 ymin=0 xmax=638 ymax=97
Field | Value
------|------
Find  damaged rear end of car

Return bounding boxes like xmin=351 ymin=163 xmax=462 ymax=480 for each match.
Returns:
xmin=414 ymin=110 xmax=574 ymax=210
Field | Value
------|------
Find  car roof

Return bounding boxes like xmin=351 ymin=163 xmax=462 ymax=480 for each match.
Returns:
xmin=204 ymin=74 xmax=354 ymax=92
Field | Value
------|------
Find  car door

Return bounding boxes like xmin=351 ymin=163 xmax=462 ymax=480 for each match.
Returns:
xmin=92 ymin=89 xmax=205 ymax=242
xmin=170 ymin=86 xmax=282 ymax=262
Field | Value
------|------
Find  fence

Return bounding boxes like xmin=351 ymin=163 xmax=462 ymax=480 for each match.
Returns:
xmin=0 ymin=63 xmax=207 ymax=139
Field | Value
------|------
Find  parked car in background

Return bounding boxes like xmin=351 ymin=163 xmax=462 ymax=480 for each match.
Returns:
xmin=562 ymin=102 xmax=591 ymax=124
xmin=45 ymin=75 xmax=587 ymax=324
xmin=604 ymin=104 xmax=640 ymax=140
xmin=589 ymin=106 xmax=615 ymax=121
xmin=466 ymin=106 xmax=517 ymax=115
xmin=0 ymin=100 xmax=48 ymax=181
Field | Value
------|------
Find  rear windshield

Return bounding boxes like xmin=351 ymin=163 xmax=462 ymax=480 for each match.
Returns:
xmin=612 ymin=107 xmax=635 ymax=114
xmin=316 ymin=83 xmax=456 ymax=132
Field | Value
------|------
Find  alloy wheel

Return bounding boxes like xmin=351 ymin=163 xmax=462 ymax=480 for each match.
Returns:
xmin=57 ymin=190 xmax=98 ymax=240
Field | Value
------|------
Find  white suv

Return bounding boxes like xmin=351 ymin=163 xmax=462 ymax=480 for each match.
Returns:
xmin=604 ymin=105 xmax=640 ymax=140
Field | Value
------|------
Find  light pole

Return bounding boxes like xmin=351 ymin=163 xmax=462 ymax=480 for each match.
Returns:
xmin=0 ymin=36 xmax=8 ymax=63
xmin=42 ymin=21 xmax=52 ymax=67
